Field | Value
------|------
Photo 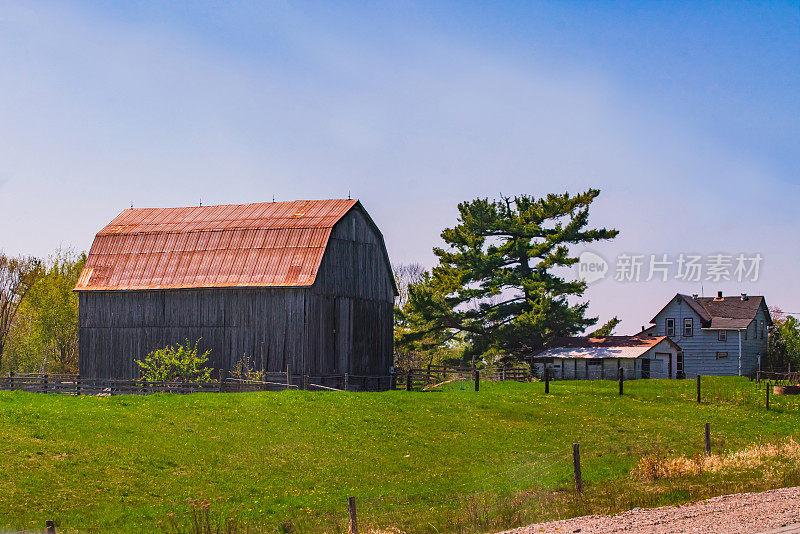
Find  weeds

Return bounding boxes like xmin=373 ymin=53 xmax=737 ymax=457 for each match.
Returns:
xmin=632 ymin=438 xmax=800 ymax=481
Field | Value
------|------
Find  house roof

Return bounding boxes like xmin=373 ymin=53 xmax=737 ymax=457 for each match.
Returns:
xmin=650 ymin=293 xmax=771 ymax=329
xmin=75 ymin=199 xmax=392 ymax=291
xmin=528 ymin=336 xmax=679 ymax=360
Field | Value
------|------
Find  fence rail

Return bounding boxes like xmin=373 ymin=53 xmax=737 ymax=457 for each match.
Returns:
xmin=0 ymin=373 xmax=394 ymax=395
xmin=0 ymin=366 xmax=530 ymax=395
xmin=755 ymin=371 xmax=799 ymax=386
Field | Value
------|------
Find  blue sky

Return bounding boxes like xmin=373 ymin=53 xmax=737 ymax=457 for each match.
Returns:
xmin=1 ymin=1 xmax=798 ymax=331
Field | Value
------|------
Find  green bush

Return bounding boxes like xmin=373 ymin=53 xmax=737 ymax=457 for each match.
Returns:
xmin=135 ymin=340 xmax=213 ymax=383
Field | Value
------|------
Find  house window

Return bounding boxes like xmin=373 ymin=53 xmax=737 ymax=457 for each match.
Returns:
xmin=760 ymin=321 xmax=765 ymax=339
xmin=666 ymin=318 xmax=675 ymax=337
xmin=684 ymin=318 xmax=693 ymax=337
xmin=716 ymin=352 xmax=728 ymax=359
xmin=677 ymin=352 xmax=684 ymax=374
xmin=744 ymin=327 xmax=748 ymax=341
xmin=718 ymin=330 xmax=727 ymax=342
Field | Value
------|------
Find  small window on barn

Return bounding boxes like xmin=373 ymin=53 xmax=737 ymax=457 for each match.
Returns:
xmin=718 ymin=330 xmax=727 ymax=342
xmin=666 ymin=318 xmax=675 ymax=337
xmin=716 ymin=352 xmax=728 ymax=359
xmin=684 ymin=318 xmax=693 ymax=337
xmin=760 ymin=321 xmax=765 ymax=339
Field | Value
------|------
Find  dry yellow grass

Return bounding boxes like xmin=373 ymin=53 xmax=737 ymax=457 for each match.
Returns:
xmin=633 ymin=438 xmax=800 ymax=481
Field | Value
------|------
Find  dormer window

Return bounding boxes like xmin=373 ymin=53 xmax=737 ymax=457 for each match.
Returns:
xmin=684 ymin=318 xmax=694 ymax=337
xmin=718 ymin=330 xmax=727 ymax=342
xmin=666 ymin=318 xmax=675 ymax=337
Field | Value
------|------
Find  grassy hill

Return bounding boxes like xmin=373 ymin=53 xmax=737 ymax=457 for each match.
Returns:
xmin=1 ymin=377 xmax=799 ymax=533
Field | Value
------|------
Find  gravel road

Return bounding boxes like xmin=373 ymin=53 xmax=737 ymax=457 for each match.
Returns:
xmin=499 ymin=486 xmax=800 ymax=534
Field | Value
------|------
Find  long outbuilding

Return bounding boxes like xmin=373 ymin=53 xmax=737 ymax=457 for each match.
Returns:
xmin=528 ymin=335 xmax=682 ymax=379
xmin=75 ymin=199 xmax=397 ymax=385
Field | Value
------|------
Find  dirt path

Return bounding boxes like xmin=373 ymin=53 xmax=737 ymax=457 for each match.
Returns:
xmin=500 ymin=486 xmax=800 ymax=534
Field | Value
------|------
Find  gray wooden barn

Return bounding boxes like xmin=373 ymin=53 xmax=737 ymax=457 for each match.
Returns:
xmin=75 ymin=199 xmax=397 ymax=385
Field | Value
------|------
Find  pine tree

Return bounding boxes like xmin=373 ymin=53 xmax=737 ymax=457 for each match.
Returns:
xmin=591 ymin=317 xmax=621 ymax=337
xmin=400 ymin=190 xmax=618 ymax=362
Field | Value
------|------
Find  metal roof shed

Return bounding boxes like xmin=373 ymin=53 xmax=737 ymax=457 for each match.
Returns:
xmin=528 ymin=336 xmax=682 ymax=380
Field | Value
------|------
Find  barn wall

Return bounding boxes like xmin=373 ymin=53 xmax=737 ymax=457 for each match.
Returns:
xmin=79 ymin=288 xmax=309 ymax=379
xmin=309 ymin=207 xmax=396 ymax=377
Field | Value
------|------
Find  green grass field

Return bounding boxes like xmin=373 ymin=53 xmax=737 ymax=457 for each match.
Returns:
xmin=1 ymin=377 xmax=799 ymax=533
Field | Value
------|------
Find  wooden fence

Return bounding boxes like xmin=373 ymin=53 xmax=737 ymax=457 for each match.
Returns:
xmin=0 ymin=372 xmax=395 ymax=395
xmin=755 ymin=371 xmax=799 ymax=386
xmin=395 ymin=365 xmax=531 ymax=390
xmin=0 ymin=366 xmax=528 ymax=395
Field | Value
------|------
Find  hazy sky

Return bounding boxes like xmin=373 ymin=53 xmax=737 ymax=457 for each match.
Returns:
xmin=1 ymin=1 xmax=798 ymax=332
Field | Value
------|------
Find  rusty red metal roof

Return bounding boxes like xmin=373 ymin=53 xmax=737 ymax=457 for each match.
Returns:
xmin=76 ymin=199 xmax=360 ymax=291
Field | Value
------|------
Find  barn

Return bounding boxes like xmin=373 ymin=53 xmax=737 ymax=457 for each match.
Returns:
xmin=75 ymin=199 xmax=397 ymax=387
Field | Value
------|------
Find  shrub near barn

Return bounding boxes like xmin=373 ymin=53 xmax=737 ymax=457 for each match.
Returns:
xmin=135 ymin=340 xmax=214 ymax=383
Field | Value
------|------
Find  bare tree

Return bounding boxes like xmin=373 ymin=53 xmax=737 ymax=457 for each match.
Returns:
xmin=392 ymin=262 xmax=426 ymax=308
xmin=0 ymin=254 xmax=41 ymax=370
xmin=770 ymin=306 xmax=787 ymax=324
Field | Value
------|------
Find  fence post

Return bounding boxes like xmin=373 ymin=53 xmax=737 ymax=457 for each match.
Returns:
xmin=544 ymin=367 xmax=550 ymax=394
xmin=502 ymin=366 xmax=506 ymax=381
xmin=618 ymin=366 xmax=624 ymax=395
xmin=43 ymin=374 xmax=48 ymax=394
xmin=46 ymin=520 xmax=56 ymax=534
xmin=704 ymin=422 xmax=711 ymax=455
xmin=348 ymin=496 xmax=358 ymax=534
xmin=9 ymin=371 xmax=14 ymax=391
xmin=344 ymin=373 xmax=349 ymax=392
xmin=696 ymin=374 xmax=701 ymax=403
xmin=389 ymin=369 xmax=395 ymax=390
xmin=573 ymin=443 xmax=582 ymax=494
xmin=474 ymin=369 xmax=480 ymax=392
xmin=766 ymin=382 xmax=770 ymax=410
xmin=304 ymin=374 xmax=309 ymax=390
xmin=406 ymin=372 xmax=413 ymax=391
xmin=286 ymin=366 xmax=291 ymax=388
xmin=76 ymin=374 xmax=81 ymax=396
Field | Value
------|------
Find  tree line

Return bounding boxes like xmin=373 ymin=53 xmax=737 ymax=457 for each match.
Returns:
xmin=0 ymin=249 xmax=85 ymax=375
